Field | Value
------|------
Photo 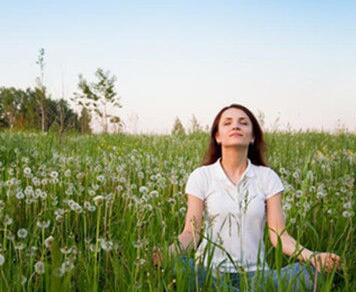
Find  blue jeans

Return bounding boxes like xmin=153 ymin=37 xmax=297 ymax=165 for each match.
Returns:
xmin=174 ymin=256 xmax=319 ymax=291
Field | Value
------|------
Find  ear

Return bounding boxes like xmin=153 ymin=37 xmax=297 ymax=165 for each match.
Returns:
xmin=215 ymin=132 xmax=221 ymax=144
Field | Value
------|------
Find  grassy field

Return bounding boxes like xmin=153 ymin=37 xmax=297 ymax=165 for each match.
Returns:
xmin=0 ymin=131 xmax=354 ymax=291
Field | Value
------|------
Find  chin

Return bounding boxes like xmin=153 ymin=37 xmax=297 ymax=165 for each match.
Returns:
xmin=225 ymin=142 xmax=247 ymax=148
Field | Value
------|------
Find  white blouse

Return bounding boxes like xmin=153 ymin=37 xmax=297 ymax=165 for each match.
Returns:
xmin=184 ymin=157 xmax=284 ymax=273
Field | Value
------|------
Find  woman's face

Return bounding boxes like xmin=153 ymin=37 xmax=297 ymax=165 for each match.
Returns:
xmin=215 ymin=107 xmax=254 ymax=148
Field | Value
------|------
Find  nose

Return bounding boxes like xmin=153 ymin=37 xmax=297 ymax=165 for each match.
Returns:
xmin=232 ymin=125 xmax=240 ymax=130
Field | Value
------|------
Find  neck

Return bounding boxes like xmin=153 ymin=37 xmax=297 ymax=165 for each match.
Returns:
xmin=220 ymin=147 xmax=248 ymax=176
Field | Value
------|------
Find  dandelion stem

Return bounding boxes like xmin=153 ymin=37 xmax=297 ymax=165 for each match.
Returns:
xmin=93 ymin=204 xmax=102 ymax=292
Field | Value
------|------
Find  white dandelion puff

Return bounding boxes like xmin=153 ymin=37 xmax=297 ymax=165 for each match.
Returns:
xmin=17 ymin=228 xmax=28 ymax=239
xmin=34 ymin=261 xmax=45 ymax=274
xmin=44 ymin=236 xmax=54 ymax=249
xmin=37 ymin=220 xmax=51 ymax=229
xmin=16 ymin=191 xmax=25 ymax=200
xmin=93 ymin=195 xmax=104 ymax=206
xmin=0 ymin=254 xmax=4 ymax=266
xmin=23 ymin=167 xmax=32 ymax=176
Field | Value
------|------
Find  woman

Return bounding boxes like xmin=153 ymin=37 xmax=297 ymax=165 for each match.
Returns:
xmin=153 ymin=104 xmax=340 ymax=291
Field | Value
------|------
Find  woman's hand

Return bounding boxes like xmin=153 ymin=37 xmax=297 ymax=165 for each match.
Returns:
xmin=309 ymin=252 xmax=341 ymax=273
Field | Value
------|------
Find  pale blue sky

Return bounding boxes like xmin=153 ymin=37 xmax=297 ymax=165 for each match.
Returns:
xmin=1 ymin=0 xmax=355 ymax=133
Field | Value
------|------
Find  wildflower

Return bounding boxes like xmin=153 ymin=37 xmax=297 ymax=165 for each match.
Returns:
xmin=139 ymin=186 xmax=148 ymax=194
xmin=136 ymin=258 xmax=146 ymax=266
xmin=59 ymin=260 xmax=74 ymax=276
xmin=3 ymin=215 xmax=13 ymax=226
xmin=21 ymin=275 xmax=27 ymax=285
xmin=342 ymin=211 xmax=353 ymax=218
xmin=100 ymin=239 xmax=113 ymax=251
xmin=60 ymin=246 xmax=75 ymax=255
xmin=23 ymin=167 xmax=32 ymax=176
xmin=24 ymin=186 xmax=34 ymax=197
xmin=34 ymin=261 xmax=45 ymax=274
xmin=67 ymin=200 xmax=82 ymax=213
xmin=76 ymin=172 xmax=84 ymax=180
xmin=64 ymin=169 xmax=71 ymax=177
xmin=50 ymin=171 xmax=59 ymax=179
xmin=343 ymin=202 xmax=352 ymax=209
xmin=40 ymin=191 xmax=47 ymax=200
xmin=15 ymin=243 xmax=26 ymax=250
xmin=149 ymin=190 xmax=159 ymax=197
xmin=167 ymin=198 xmax=175 ymax=204
xmin=17 ymin=228 xmax=28 ymax=239
xmin=89 ymin=189 xmax=96 ymax=196
xmin=145 ymin=204 xmax=153 ymax=211
xmin=32 ymin=177 xmax=41 ymax=187
xmin=179 ymin=207 xmax=186 ymax=214
xmin=289 ymin=218 xmax=297 ymax=224
xmin=93 ymin=195 xmax=104 ymax=206
xmin=316 ymin=191 xmax=326 ymax=199
xmin=292 ymin=170 xmax=300 ymax=180
xmin=0 ymin=254 xmax=4 ymax=266
xmin=16 ymin=191 xmax=25 ymax=200
xmin=295 ymin=190 xmax=303 ymax=198
xmin=45 ymin=236 xmax=54 ymax=249
xmin=37 ymin=220 xmax=50 ymax=229
xmin=303 ymin=202 xmax=311 ymax=211
xmin=33 ymin=188 xmax=42 ymax=199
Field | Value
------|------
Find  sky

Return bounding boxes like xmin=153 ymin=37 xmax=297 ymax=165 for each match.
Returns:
xmin=1 ymin=0 xmax=355 ymax=133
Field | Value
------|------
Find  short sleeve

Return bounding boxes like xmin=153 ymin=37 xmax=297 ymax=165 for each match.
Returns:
xmin=265 ymin=168 xmax=284 ymax=200
xmin=185 ymin=168 xmax=206 ymax=201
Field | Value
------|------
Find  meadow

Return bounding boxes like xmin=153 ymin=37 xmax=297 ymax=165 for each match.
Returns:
xmin=0 ymin=130 xmax=354 ymax=291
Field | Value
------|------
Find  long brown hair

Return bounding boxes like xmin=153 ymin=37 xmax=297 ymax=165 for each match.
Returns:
xmin=202 ymin=104 xmax=267 ymax=166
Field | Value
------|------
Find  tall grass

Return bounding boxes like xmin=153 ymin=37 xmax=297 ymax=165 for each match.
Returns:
xmin=0 ymin=130 xmax=354 ymax=291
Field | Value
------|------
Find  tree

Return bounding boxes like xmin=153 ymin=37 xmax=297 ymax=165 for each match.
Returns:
xmin=73 ymin=68 xmax=122 ymax=133
xmin=48 ymin=98 xmax=80 ymax=135
xmin=0 ymin=87 xmax=28 ymax=129
xmin=171 ymin=117 xmax=186 ymax=135
xmin=189 ymin=114 xmax=202 ymax=133
xmin=79 ymin=107 xmax=92 ymax=134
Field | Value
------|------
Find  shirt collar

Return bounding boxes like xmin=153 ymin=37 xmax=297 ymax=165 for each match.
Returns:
xmin=214 ymin=157 xmax=255 ymax=185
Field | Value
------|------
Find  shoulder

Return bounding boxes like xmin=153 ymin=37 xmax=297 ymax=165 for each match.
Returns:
xmin=185 ymin=164 xmax=213 ymax=201
xmin=188 ymin=164 xmax=213 ymax=181
xmin=252 ymin=165 xmax=284 ymax=199
xmin=253 ymin=164 xmax=280 ymax=179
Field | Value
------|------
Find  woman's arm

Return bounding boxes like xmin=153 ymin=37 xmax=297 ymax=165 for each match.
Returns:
xmin=168 ymin=194 xmax=204 ymax=256
xmin=266 ymin=192 xmax=341 ymax=272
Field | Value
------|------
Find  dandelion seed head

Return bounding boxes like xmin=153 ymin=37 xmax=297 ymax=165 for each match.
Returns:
xmin=37 ymin=220 xmax=50 ymax=229
xmin=45 ymin=236 xmax=54 ymax=249
xmin=23 ymin=167 xmax=32 ymax=176
xmin=17 ymin=228 xmax=28 ymax=239
xmin=343 ymin=202 xmax=352 ymax=209
xmin=16 ymin=191 xmax=25 ymax=200
xmin=0 ymin=254 xmax=4 ymax=266
xmin=34 ymin=261 xmax=45 ymax=274
xmin=93 ymin=195 xmax=104 ymax=206
xmin=3 ymin=215 xmax=13 ymax=226
xmin=342 ymin=210 xmax=353 ymax=218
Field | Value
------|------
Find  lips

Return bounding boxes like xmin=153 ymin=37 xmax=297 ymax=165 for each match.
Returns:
xmin=229 ymin=132 xmax=243 ymax=137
